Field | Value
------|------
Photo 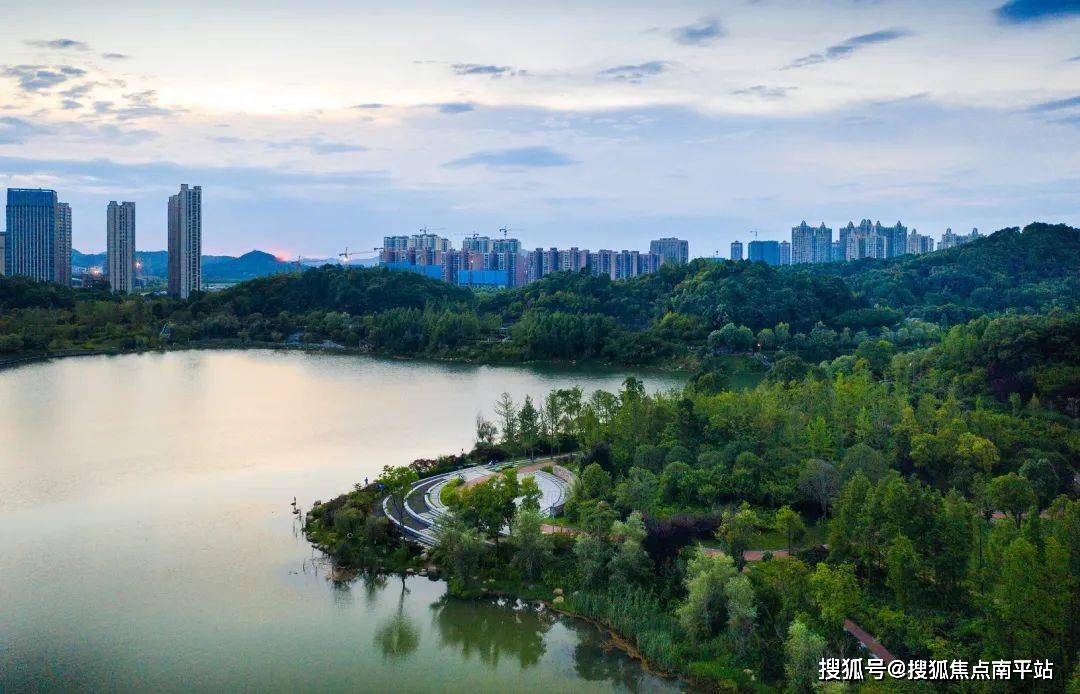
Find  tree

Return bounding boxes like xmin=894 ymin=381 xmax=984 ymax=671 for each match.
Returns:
xmin=660 ymin=461 xmax=695 ymax=505
xmin=797 ymin=459 xmax=840 ymax=519
xmin=573 ymin=532 xmax=611 ymax=586
xmin=433 ymin=515 xmax=488 ymax=593
xmin=677 ymin=548 xmax=737 ymax=641
xmin=732 ymin=451 xmax=768 ymax=503
xmin=452 ymin=470 xmax=519 ymax=545
xmin=510 ymin=505 xmax=553 ymax=580
xmin=579 ymin=462 xmax=613 ymax=500
xmin=608 ymin=511 xmax=651 ymax=586
xmin=541 ymin=391 xmax=563 ymax=452
xmin=784 ymin=619 xmax=826 ymax=694
xmin=717 ymin=505 xmax=757 ymax=570
xmin=987 ymin=537 xmax=1070 ymax=664
xmin=475 ymin=413 xmax=497 ymax=447
xmin=518 ymin=395 xmax=541 ymax=459
xmin=1019 ymin=456 xmax=1060 ymax=508
xmin=757 ymin=327 xmax=777 ymax=351
xmin=774 ymin=506 xmax=806 ymax=555
xmin=726 ymin=573 xmax=758 ymax=658
xmin=613 ymin=467 xmax=660 ymax=515
xmin=518 ymin=475 xmax=543 ymax=513
xmin=854 ymin=339 xmax=896 ymax=376
xmin=839 ymin=443 xmax=887 ymax=483
xmin=380 ymin=465 xmax=419 ymax=528
xmin=988 ymin=473 xmax=1037 ymax=528
xmin=885 ymin=535 xmax=920 ymax=608
xmin=809 ymin=562 xmax=860 ymax=639
xmin=494 ymin=392 xmax=519 ymax=448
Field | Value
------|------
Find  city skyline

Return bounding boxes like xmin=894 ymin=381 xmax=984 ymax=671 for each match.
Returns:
xmin=0 ymin=1 xmax=1078 ymax=256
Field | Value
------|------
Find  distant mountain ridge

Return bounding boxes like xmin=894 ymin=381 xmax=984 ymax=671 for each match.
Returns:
xmin=71 ymin=249 xmax=300 ymax=281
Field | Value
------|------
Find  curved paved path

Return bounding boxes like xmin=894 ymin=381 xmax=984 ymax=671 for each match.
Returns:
xmin=384 ymin=456 xmax=575 ymax=547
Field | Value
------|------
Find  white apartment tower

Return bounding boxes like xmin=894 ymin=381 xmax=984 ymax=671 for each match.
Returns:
xmin=55 ymin=202 xmax=72 ymax=286
xmin=168 ymin=184 xmax=201 ymax=298
xmin=107 ymin=201 xmax=136 ymax=294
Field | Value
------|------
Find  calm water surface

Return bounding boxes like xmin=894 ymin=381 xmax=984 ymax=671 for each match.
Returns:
xmin=0 ymin=350 xmax=684 ymax=692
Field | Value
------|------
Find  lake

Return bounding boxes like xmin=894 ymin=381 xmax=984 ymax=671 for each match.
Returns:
xmin=0 ymin=350 xmax=684 ymax=692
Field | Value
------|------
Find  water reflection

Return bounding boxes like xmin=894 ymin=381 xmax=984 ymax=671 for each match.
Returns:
xmin=431 ymin=595 xmax=552 ymax=669
xmin=374 ymin=577 xmax=420 ymax=660
xmin=570 ymin=620 xmax=662 ymax=693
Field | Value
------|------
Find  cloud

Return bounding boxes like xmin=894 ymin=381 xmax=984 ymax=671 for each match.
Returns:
xmin=783 ymin=29 xmax=910 ymax=69
xmin=0 ymin=116 xmax=51 ymax=144
xmin=444 ymin=146 xmax=577 ymax=170
xmin=671 ymin=17 xmax=725 ymax=46
xmin=101 ymin=52 xmax=130 ymax=60
xmin=1065 ymin=54 xmax=1080 ymax=62
xmin=351 ymin=103 xmax=386 ymax=109
xmin=61 ymin=99 xmax=82 ymax=110
xmin=433 ymin=102 xmax=476 ymax=114
xmin=2 ymin=64 xmax=87 ymax=92
xmin=25 ymin=38 xmax=90 ymax=51
xmin=304 ymin=140 xmax=367 ymax=155
xmin=732 ymin=85 xmax=796 ymax=99
xmin=995 ymin=0 xmax=1080 ymax=24
xmin=451 ymin=63 xmax=519 ymax=77
xmin=263 ymin=136 xmax=368 ymax=155
xmin=597 ymin=61 xmax=668 ymax=83
xmin=1028 ymin=94 xmax=1080 ymax=111
xmin=60 ymin=82 xmax=99 ymax=99
xmin=0 ymin=154 xmax=388 ymax=194
xmin=100 ymin=90 xmax=183 ymax=120
xmin=543 ymin=196 xmax=603 ymax=206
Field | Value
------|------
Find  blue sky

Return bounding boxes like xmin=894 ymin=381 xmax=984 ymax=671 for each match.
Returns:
xmin=1 ymin=0 xmax=1078 ymax=257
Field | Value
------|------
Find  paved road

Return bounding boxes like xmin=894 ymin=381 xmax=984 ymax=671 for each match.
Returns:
xmin=383 ymin=457 xmax=574 ymax=546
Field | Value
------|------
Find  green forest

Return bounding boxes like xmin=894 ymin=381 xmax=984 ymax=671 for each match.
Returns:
xmin=308 ymin=310 xmax=1080 ymax=691
xmin=3 ymin=222 xmax=1077 ymax=370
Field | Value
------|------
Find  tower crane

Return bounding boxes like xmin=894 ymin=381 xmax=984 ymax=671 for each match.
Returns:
xmin=339 ymin=246 xmax=381 ymax=264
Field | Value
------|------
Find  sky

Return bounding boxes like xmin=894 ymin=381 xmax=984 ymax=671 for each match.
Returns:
xmin=1 ymin=0 xmax=1078 ymax=258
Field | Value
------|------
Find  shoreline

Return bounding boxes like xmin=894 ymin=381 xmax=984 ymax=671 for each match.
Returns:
xmin=0 ymin=340 xmax=699 ymax=375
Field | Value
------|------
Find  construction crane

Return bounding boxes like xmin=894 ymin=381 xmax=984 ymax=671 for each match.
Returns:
xmin=498 ymin=226 xmax=520 ymax=238
xmin=339 ymin=246 xmax=381 ymax=264
xmin=418 ymin=226 xmax=445 ymax=235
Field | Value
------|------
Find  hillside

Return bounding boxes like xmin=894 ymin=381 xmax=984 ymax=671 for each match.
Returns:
xmin=804 ymin=222 xmax=1080 ymax=322
xmin=71 ymin=249 xmax=295 ymax=281
xmin=4 ymin=222 xmax=1078 ymax=365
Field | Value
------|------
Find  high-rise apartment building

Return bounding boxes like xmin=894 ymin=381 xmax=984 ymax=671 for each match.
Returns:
xmin=650 ymin=237 xmax=689 ymax=264
xmin=876 ymin=221 xmax=908 ymax=258
xmin=779 ymin=240 xmax=791 ymax=266
xmin=730 ymin=240 xmax=743 ymax=261
xmin=168 ymin=184 xmax=202 ymax=298
xmin=748 ymin=240 xmax=780 ymax=266
xmin=559 ymin=247 xmax=590 ymax=272
xmin=0 ymin=231 xmax=5 ymax=275
xmin=107 ymin=201 xmax=137 ymax=293
xmin=55 ymin=202 xmax=72 ymax=286
xmin=791 ymin=221 xmax=832 ymax=264
xmin=830 ymin=240 xmax=845 ymax=262
xmin=6 ymin=188 xmax=59 ymax=282
xmin=906 ymin=229 xmax=934 ymax=255
xmin=461 ymin=235 xmax=492 ymax=254
xmin=939 ymin=227 xmax=981 ymax=250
